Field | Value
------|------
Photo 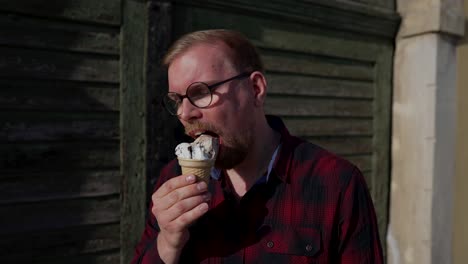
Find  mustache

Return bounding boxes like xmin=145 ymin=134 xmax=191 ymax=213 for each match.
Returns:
xmin=184 ymin=122 xmax=221 ymax=136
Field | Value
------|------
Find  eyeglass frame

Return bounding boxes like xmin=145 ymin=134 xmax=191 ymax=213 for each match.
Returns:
xmin=162 ymin=71 xmax=253 ymax=116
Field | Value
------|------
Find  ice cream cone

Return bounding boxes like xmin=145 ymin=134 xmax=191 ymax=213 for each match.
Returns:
xmin=178 ymin=158 xmax=214 ymax=185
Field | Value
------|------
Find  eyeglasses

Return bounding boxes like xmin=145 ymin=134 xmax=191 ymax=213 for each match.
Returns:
xmin=162 ymin=72 xmax=252 ymax=116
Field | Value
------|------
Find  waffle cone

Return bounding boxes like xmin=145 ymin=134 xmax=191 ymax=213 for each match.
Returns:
xmin=178 ymin=158 xmax=214 ymax=184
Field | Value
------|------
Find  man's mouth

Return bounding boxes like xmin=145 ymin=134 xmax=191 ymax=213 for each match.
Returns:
xmin=190 ymin=130 xmax=219 ymax=139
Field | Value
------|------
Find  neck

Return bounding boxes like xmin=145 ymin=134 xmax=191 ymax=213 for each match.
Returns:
xmin=225 ymin=116 xmax=280 ymax=197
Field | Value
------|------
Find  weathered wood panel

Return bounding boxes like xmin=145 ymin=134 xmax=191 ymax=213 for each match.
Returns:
xmin=266 ymin=73 xmax=373 ymax=99
xmin=174 ymin=0 xmax=399 ymax=38
xmin=171 ymin=4 xmax=383 ymax=61
xmin=0 ymin=113 xmax=119 ymax=141
xmin=0 ymin=195 xmax=120 ymax=235
xmin=120 ymin=0 xmax=149 ymax=263
xmin=283 ymin=117 xmax=373 ymax=136
xmin=0 ymin=142 xmax=119 ymax=171
xmin=0 ymin=0 xmax=121 ymax=25
xmin=343 ymin=154 xmax=372 ymax=172
xmin=0 ymin=14 xmax=119 ymax=55
xmin=262 ymin=50 xmax=374 ymax=81
xmin=0 ymin=83 xmax=119 ymax=112
xmin=0 ymin=47 xmax=119 ymax=83
xmin=265 ymin=97 xmax=373 ymax=117
xmin=301 ymin=0 xmax=395 ymax=14
xmin=0 ymin=224 xmax=119 ymax=263
xmin=0 ymin=170 xmax=120 ymax=204
xmin=38 ymin=250 xmax=120 ymax=264
xmin=307 ymin=136 xmax=373 ymax=155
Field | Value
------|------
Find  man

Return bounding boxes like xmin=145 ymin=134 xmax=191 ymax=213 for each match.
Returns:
xmin=132 ymin=29 xmax=383 ymax=264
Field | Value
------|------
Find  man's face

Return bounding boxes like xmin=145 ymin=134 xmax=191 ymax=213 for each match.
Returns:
xmin=167 ymin=43 xmax=256 ymax=169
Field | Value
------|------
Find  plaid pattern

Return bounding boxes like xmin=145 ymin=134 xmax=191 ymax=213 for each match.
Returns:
xmin=132 ymin=116 xmax=383 ymax=264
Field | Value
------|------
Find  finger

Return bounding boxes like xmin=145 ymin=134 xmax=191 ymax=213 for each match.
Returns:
xmin=166 ymin=202 xmax=210 ymax=232
xmin=154 ymin=174 xmax=197 ymax=199
xmin=159 ymin=192 xmax=211 ymax=224
xmin=153 ymin=181 xmax=208 ymax=212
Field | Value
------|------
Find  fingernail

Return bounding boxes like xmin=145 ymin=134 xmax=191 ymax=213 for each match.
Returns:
xmin=186 ymin=175 xmax=195 ymax=182
xmin=197 ymin=182 xmax=207 ymax=191
xmin=199 ymin=203 xmax=209 ymax=212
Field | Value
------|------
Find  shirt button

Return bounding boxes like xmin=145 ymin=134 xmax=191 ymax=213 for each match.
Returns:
xmin=305 ymin=244 xmax=313 ymax=252
xmin=266 ymin=241 xmax=274 ymax=248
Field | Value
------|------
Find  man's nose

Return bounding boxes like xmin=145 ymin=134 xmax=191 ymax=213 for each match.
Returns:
xmin=178 ymin=98 xmax=202 ymax=122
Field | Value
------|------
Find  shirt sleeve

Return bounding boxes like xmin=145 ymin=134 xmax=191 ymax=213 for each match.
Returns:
xmin=130 ymin=160 xmax=179 ymax=264
xmin=337 ymin=167 xmax=384 ymax=264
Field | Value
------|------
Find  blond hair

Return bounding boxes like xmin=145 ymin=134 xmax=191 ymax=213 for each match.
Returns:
xmin=163 ymin=29 xmax=264 ymax=73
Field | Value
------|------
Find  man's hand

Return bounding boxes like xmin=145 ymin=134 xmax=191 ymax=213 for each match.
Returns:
xmin=152 ymin=174 xmax=211 ymax=264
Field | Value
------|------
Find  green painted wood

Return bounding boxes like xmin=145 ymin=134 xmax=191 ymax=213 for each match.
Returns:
xmin=301 ymin=0 xmax=395 ymax=14
xmin=343 ymin=154 xmax=372 ymax=172
xmin=0 ymin=195 xmax=120 ymax=235
xmin=120 ymin=0 xmax=148 ymax=263
xmin=283 ymin=117 xmax=373 ymax=136
xmin=0 ymin=0 xmax=121 ymax=26
xmin=0 ymin=142 xmax=119 ymax=171
xmin=0 ymin=47 xmax=119 ymax=83
xmin=0 ymin=170 xmax=120 ymax=204
xmin=0 ymin=114 xmax=119 ymax=142
xmin=0 ymin=224 xmax=119 ymax=263
xmin=0 ymin=84 xmax=119 ymax=112
xmin=172 ymin=4 xmax=383 ymax=61
xmin=305 ymin=136 xmax=373 ymax=155
xmin=0 ymin=14 xmax=120 ymax=55
xmin=266 ymin=97 xmax=373 ymax=117
xmin=262 ymin=52 xmax=374 ymax=81
xmin=371 ymin=44 xmax=393 ymax=254
xmin=266 ymin=73 xmax=373 ymax=98
xmin=173 ymin=0 xmax=399 ymax=37
xmin=34 ymin=250 xmax=120 ymax=264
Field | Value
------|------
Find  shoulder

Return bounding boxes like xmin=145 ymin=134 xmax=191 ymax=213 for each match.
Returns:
xmin=290 ymin=140 xmax=361 ymax=189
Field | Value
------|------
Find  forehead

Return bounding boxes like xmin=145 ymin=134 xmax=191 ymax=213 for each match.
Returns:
xmin=167 ymin=43 xmax=236 ymax=93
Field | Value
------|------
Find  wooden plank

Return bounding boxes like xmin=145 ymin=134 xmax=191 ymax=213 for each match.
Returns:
xmin=0 ymin=113 xmax=119 ymax=142
xmin=120 ymin=0 xmax=150 ymax=263
xmin=0 ymin=195 xmax=120 ymax=235
xmin=0 ymin=0 xmax=121 ymax=26
xmin=306 ymin=136 xmax=373 ymax=155
xmin=253 ymin=28 xmax=380 ymax=62
xmin=265 ymin=96 xmax=373 ymax=117
xmin=300 ymin=0 xmax=395 ymax=14
xmin=0 ymin=170 xmax=120 ymax=204
xmin=262 ymin=52 xmax=374 ymax=81
xmin=171 ymin=4 xmax=382 ymax=61
xmin=0 ymin=47 xmax=119 ymax=83
xmin=342 ymin=154 xmax=372 ymax=171
xmin=36 ymin=250 xmax=120 ymax=264
xmin=0 ymin=142 xmax=119 ymax=171
xmin=371 ymin=45 xmax=393 ymax=250
xmin=0 ymin=83 xmax=119 ymax=112
xmin=283 ymin=117 xmax=373 ymax=136
xmin=0 ymin=224 xmax=119 ymax=262
xmin=0 ymin=14 xmax=120 ymax=55
xmin=174 ymin=0 xmax=399 ymax=38
xmin=266 ymin=73 xmax=374 ymax=99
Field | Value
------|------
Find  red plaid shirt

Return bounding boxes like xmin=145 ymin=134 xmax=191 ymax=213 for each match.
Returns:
xmin=132 ymin=116 xmax=383 ymax=264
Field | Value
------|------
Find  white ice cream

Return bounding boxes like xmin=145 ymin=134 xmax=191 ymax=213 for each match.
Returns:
xmin=175 ymin=134 xmax=219 ymax=160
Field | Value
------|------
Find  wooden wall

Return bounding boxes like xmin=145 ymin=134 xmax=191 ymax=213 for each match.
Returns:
xmin=0 ymin=0 xmax=122 ymax=263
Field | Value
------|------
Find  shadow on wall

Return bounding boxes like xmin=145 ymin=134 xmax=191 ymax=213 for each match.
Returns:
xmin=0 ymin=1 xmax=123 ymax=263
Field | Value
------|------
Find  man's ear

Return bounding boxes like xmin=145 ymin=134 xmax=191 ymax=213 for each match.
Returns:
xmin=250 ymin=71 xmax=268 ymax=107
